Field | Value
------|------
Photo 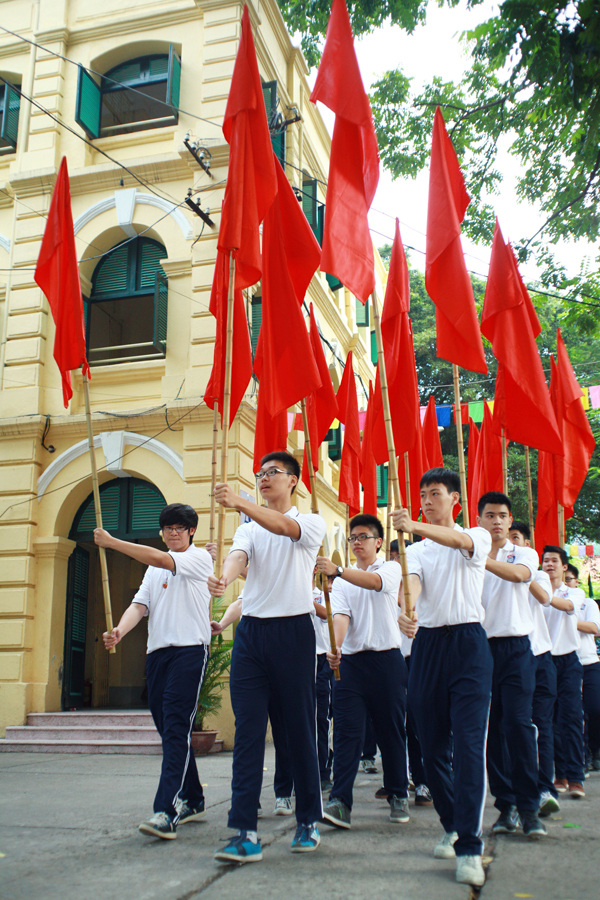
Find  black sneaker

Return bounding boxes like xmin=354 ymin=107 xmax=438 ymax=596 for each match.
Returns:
xmin=139 ymin=812 xmax=177 ymax=840
xmin=492 ymin=806 xmax=518 ymax=834
xmin=375 ymin=785 xmax=388 ymax=800
xmin=321 ymin=778 xmax=333 ymax=793
xmin=176 ymin=798 xmax=206 ymax=824
xmin=521 ymin=810 xmax=547 ymax=838
xmin=321 ymin=798 xmax=351 ymax=829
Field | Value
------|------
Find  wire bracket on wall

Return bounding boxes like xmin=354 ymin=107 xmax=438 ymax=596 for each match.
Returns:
xmin=183 ymin=135 xmax=213 ymax=178
xmin=41 ymin=415 xmax=56 ymax=453
xmin=185 ymin=189 xmax=215 ymax=228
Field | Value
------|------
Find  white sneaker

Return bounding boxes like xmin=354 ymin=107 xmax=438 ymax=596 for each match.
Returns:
xmin=274 ymin=797 xmax=293 ymax=816
xmin=538 ymin=791 xmax=560 ymax=817
xmin=433 ymin=831 xmax=458 ymax=859
xmin=456 ymin=855 xmax=485 ymax=887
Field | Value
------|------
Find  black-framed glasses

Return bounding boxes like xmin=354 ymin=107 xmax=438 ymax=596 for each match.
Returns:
xmin=254 ymin=467 xmax=292 ymax=481
xmin=348 ymin=533 xmax=378 ymax=544
xmin=162 ymin=526 xmax=188 ymax=535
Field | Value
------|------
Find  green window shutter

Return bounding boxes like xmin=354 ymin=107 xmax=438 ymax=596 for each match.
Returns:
xmin=327 ymin=426 xmax=342 ymax=461
xmin=302 ymin=179 xmax=318 ymax=234
xmin=149 ymin=56 xmax=169 ymax=78
xmin=75 ymin=65 xmax=101 ymax=139
xmin=71 ymin=547 xmax=89 ymax=643
xmin=0 ymin=83 xmax=20 ymax=148
xmin=138 ymin=240 xmax=166 ymax=290
xmin=166 ymin=45 xmax=181 ymax=111
xmin=92 ymin=243 xmax=130 ymax=296
xmin=370 ymin=330 xmax=378 ymax=365
xmin=376 ymin=465 xmax=388 ymax=507
xmin=326 ymin=273 xmax=343 ymax=292
xmin=261 ymin=80 xmax=277 ymax=126
xmin=272 ymin=129 xmax=285 ymax=167
xmin=130 ymin=480 xmax=165 ymax=532
xmin=153 ymin=271 xmax=168 ymax=353
xmin=356 ymin=297 xmax=369 ymax=327
xmin=251 ymin=295 xmax=262 ymax=356
xmin=107 ymin=60 xmax=142 ymax=86
xmin=76 ymin=481 xmax=121 ymax=532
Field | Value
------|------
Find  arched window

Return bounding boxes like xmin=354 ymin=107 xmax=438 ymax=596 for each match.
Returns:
xmin=75 ymin=46 xmax=180 ymax=139
xmin=70 ymin=477 xmax=167 ymax=541
xmin=85 ymin=237 xmax=168 ymax=366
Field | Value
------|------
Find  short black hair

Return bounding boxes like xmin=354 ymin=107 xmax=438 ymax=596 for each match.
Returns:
xmin=420 ymin=467 xmax=461 ymax=495
xmin=566 ymin=563 xmax=579 ymax=580
xmin=390 ymin=539 xmax=399 ymax=554
xmin=542 ymin=545 xmax=568 ymax=566
xmin=349 ymin=513 xmax=384 ymax=540
xmin=159 ymin=503 xmax=198 ymax=546
xmin=509 ymin=520 xmax=531 ymax=541
xmin=260 ymin=451 xmax=300 ymax=493
xmin=478 ymin=491 xmax=512 ymax=516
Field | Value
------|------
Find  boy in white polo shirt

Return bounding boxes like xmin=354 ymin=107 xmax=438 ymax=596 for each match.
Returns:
xmin=209 ymin=451 xmax=326 ymax=862
xmin=315 ymin=514 xmax=409 ymax=829
xmin=98 ymin=503 xmax=213 ymax=840
xmin=508 ymin=522 xmax=560 ymax=818
xmin=541 ymin=545 xmax=586 ymax=798
xmin=477 ymin=492 xmax=545 ymax=838
xmin=567 ymin=564 xmax=600 ymax=772
xmin=392 ymin=468 xmax=492 ymax=889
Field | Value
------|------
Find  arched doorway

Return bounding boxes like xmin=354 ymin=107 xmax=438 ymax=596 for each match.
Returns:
xmin=63 ymin=477 xmax=166 ymax=710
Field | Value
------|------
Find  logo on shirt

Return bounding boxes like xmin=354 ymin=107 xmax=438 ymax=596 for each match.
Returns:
xmin=506 ymin=554 xmax=515 ymax=563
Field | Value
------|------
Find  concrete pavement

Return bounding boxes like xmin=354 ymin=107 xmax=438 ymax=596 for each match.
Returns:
xmin=1 ymin=746 xmax=598 ymax=900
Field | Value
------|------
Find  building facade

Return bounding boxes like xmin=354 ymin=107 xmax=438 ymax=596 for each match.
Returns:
xmin=0 ymin=0 xmax=383 ymax=744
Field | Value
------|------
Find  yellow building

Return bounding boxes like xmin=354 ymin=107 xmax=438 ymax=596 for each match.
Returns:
xmin=0 ymin=0 xmax=384 ymax=745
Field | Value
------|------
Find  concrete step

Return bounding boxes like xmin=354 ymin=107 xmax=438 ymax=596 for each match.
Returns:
xmin=26 ymin=712 xmax=153 ymax=727
xmin=0 ymin=740 xmax=163 ymax=754
xmin=6 ymin=726 xmax=160 ymax=742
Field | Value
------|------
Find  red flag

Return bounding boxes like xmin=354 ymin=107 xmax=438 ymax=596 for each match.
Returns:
xmin=554 ymin=329 xmax=595 ymax=510
xmin=474 ymin=403 xmax=503 ymax=499
xmin=482 ymin=221 xmax=562 ymax=454
xmin=204 ymin=250 xmax=252 ymax=427
xmin=423 ymin=396 xmax=444 ymax=468
xmin=535 ymin=449 xmax=560 ymax=557
xmin=401 ymin=416 xmax=429 ymax=519
xmin=302 ymin=304 xmax=339 ymax=491
xmin=337 ymin=351 xmax=361 ymax=516
xmin=253 ymin=389 xmax=288 ymax=472
xmin=467 ymin=417 xmax=480 ymax=526
xmin=34 ymin=157 xmax=89 ymax=407
xmin=219 ymin=4 xmax=277 ymax=286
xmin=254 ymin=157 xmax=322 ymax=416
xmin=360 ymin=381 xmax=378 ymax=514
xmin=425 ymin=107 xmax=487 ymax=374
xmin=309 ymin=0 xmax=379 ymax=304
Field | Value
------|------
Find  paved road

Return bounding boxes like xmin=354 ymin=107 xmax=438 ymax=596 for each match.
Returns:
xmin=1 ymin=747 xmax=598 ymax=900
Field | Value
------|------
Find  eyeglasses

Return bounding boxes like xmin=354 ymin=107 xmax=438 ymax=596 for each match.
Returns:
xmin=254 ymin=467 xmax=292 ymax=481
xmin=348 ymin=533 xmax=378 ymax=544
xmin=162 ymin=526 xmax=188 ymax=535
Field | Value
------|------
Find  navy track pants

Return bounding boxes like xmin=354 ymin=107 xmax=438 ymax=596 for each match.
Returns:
xmin=405 ymin=654 xmax=427 ymax=788
xmin=583 ymin=661 xmax=600 ymax=759
xmin=552 ymin=651 xmax=584 ymax=784
xmin=316 ymin=653 xmax=333 ymax=780
xmin=533 ymin=651 xmax=558 ymax=798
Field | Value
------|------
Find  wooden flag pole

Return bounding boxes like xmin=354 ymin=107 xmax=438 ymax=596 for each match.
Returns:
xmin=385 ymin=492 xmax=392 ymax=561
xmin=209 ymin=402 xmax=219 ymax=543
xmin=452 ymin=364 xmax=470 ymax=528
xmin=215 ymin=254 xmax=236 ymax=583
xmin=370 ymin=290 xmax=413 ymax=618
xmin=501 ymin=429 xmax=508 ymax=495
xmin=558 ymin=503 xmax=565 ymax=550
xmin=83 ymin=372 xmax=115 ymax=655
xmin=345 ymin=508 xmax=350 ymax=567
xmin=525 ymin=446 xmax=535 ymax=549
xmin=301 ymin=398 xmax=340 ymax=681
xmin=404 ymin=452 xmax=412 ymax=520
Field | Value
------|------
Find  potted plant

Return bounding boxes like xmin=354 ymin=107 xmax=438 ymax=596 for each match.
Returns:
xmin=191 ymin=599 xmax=233 ymax=756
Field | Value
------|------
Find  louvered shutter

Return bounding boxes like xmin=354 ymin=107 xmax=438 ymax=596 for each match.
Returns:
xmin=376 ymin=464 xmax=388 ymax=507
xmin=0 ymin=83 xmax=20 ymax=148
xmin=251 ymin=295 xmax=262 ymax=357
xmin=166 ymin=45 xmax=181 ymax=112
xmin=356 ymin=298 xmax=369 ymax=327
xmin=130 ymin=480 xmax=165 ymax=532
xmin=93 ymin=244 xmax=130 ymax=296
xmin=153 ymin=272 xmax=168 ymax=355
xmin=138 ymin=240 xmax=166 ymax=291
xmin=76 ymin=481 xmax=121 ymax=532
xmin=75 ymin=65 xmax=101 ymax=139
xmin=370 ymin=331 xmax=378 ymax=365
xmin=302 ymin=179 xmax=318 ymax=234
xmin=327 ymin=426 xmax=342 ymax=461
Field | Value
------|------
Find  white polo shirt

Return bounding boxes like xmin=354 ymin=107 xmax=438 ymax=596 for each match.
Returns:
xmin=481 ymin=542 xmax=537 ymax=638
xmin=405 ymin=525 xmax=491 ymax=628
xmin=329 ymin=557 xmax=402 ymax=655
xmin=230 ymin=507 xmax=326 ymax=618
xmin=543 ymin=582 xmax=581 ymax=656
xmin=132 ymin=544 xmax=213 ymax=653
xmin=575 ymin=595 xmax=600 ymax=666
xmin=528 ymin=570 xmax=554 ymax=657
xmin=400 ymin=632 xmax=413 ymax=658
xmin=313 ymin=587 xmax=331 ymax=655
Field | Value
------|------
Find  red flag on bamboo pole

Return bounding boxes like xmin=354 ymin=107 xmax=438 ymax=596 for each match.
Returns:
xmin=423 ymin=396 xmax=444 ymax=469
xmin=253 ymin=157 xmax=322 ymax=416
xmin=337 ymin=351 xmax=361 ymax=516
xmin=554 ymin=329 xmax=595 ymax=510
xmin=548 ymin=355 xmax=574 ymax=524
xmin=481 ymin=221 xmax=562 ymax=453
xmin=535 ymin=449 xmax=560 ymax=555
xmin=205 ymin=5 xmax=277 ymax=425
xmin=467 ymin=416 xmax=480 ymax=526
xmin=253 ymin=391 xmax=288 ymax=471
xmin=360 ymin=381 xmax=378 ymax=514
xmin=302 ymin=304 xmax=339 ymax=491
xmin=425 ymin=107 xmax=487 ymax=374
xmin=309 ymin=0 xmax=379 ymax=304
xmin=34 ymin=157 xmax=90 ymax=407
xmin=474 ymin=403 xmax=503 ymax=498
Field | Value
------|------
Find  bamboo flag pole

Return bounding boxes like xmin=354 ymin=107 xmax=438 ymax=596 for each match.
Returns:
xmin=452 ymin=364 xmax=470 ymax=528
xmin=209 ymin=403 xmax=219 ymax=543
xmin=501 ymin=429 xmax=508 ymax=495
xmin=385 ymin=492 xmax=392 ymax=561
xmin=370 ymin=290 xmax=414 ymax=618
xmin=215 ymin=255 xmax=236 ymax=583
xmin=301 ymin=398 xmax=340 ymax=681
xmin=345 ymin=508 xmax=350 ymax=567
xmin=558 ymin=503 xmax=565 ymax=550
xmin=83 ymin=372 xmax=115 ymax=655
xmin=525 ymin=446 xmax=535 ymax=548
xmin=404 ymin=452 xmax=412 ymax=520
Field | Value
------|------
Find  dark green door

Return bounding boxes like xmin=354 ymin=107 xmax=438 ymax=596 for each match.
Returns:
xmin=62 ymin=546 xmax=90 ymax=709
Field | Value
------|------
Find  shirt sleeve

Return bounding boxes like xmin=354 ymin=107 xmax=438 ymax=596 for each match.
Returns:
xmin=534 ymin=571 xmax=552 ymax=606
xmin=515 ymin=547 xmax=539 ymax=583
xmin=378 ymin=560 xmax=403 ymax=596
xmin=330 ymin=578 xmax=352 ymax=618
xmin=406 ymin=543 xmax=423 ymax=580
xmin=132 ymin=569 xmax=153 ymax=615
xmin=294 ymin=513 xmax=327 ymax=551
xmin=461 ymin=526 xmax=492 ymax=563
xmin=169 ymin=546 xmax=213 ymax=581
xmin=230 ymin=522 xmax=254 ymax=562
xmin=583 ymin=597 xmax=600 ymax=628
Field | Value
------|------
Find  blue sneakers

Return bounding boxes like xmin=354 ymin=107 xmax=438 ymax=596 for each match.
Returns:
xmin=291 ymin=823 xmax=320 ymax=852
xmin=214 ymin=831 xmax=263 ymax=863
